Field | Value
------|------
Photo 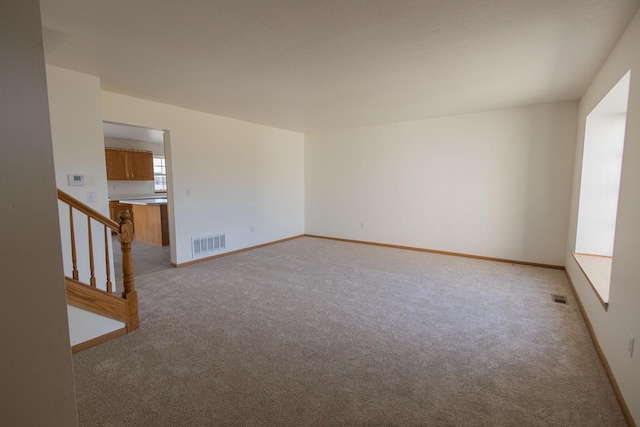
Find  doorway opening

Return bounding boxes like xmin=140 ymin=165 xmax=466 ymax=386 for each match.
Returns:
xmin=103 ymin=121 xmax=175 ymax=279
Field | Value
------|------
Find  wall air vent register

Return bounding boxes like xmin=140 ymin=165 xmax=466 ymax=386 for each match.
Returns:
xmin=192 ymin=233 xmax=226 ymax=258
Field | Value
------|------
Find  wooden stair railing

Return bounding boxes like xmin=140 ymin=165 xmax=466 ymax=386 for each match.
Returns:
xmin=57 ymin=189 xmax=138 ymax=331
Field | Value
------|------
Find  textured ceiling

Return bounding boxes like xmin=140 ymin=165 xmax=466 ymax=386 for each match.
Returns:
xmin=40 ymin=0 xmax=640 ymax=132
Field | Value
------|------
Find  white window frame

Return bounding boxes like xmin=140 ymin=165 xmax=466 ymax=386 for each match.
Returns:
xmin=153 ymin=156 xmax=167 ymax=192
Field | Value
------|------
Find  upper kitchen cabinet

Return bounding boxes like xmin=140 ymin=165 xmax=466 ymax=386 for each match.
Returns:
xmin=105 ymin=149 xmax=128 ymax=180
xmin=105 ymin=148 xmax=153 ymax=181
xmin=128 ymin=150 xmax=154 ymax=179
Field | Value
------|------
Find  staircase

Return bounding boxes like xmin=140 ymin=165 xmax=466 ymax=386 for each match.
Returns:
xmin=57 ymin=189 xmax=139 ymax=346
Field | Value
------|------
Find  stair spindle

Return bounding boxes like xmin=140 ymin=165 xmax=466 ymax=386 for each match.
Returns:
xmin=69 ymin=206 xmax=79 ymax=280
xmin=88 ymin=217 xmax=96 ymax=287
xmin=104 ymin=225 xmax=112 ymax=293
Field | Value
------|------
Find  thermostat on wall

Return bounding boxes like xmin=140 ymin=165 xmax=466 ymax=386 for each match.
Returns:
xmin=67 ymin=174 xmax=85 ymax=186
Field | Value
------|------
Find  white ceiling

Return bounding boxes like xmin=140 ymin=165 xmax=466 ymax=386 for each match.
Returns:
xmin=103 ymin=122 xmax=164 ymax=144
xmin=40 ymin=0 xmax=640 ymax=133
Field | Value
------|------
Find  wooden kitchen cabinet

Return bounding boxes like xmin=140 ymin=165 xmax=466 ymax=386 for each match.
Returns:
xmin=105 ymin=149 xmax=129 ymax=180
xmin=129 ymin=151 xmax=153 ymax=180
xmin=132 ymin=203 xmax=169 ymax=246
xmin=105 ymin=148 xmax=153 ymax=181
xmin=109 ymin=201 xmax=134 ymax=227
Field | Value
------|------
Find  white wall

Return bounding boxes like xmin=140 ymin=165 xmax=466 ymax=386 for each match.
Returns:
xmin=101 ymin=92 xmax=305 ymax=265
xmin=107 ymin=180 xmax=156 ymax=199
xmin=66 ymin=306 xmax=124 ymax=346
xmin=0 ymin=1 xmax=77 ymax=424
xmin=306 ymin=102 xmax=577 ymax=266
xmin=48 ymin=66 xmax=110 ymax=213
xmin=46 ymin=65 xmax=124 ymax=343
xmin=566 ymin=10 xmax=640 ymax=423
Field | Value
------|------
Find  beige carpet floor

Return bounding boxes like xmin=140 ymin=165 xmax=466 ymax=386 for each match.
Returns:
xmin=73 ymin=237 xmax=626 ymax=426
xmin=112 ymin=236 xmax=172 ymax=280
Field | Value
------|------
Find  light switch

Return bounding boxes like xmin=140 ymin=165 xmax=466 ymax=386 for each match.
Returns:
xmin=87 ymin=192 xmax=97 ymax=203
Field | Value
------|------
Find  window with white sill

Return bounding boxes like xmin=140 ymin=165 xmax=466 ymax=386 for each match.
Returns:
xmin=574 ymin=71 xmax=630 ymax=305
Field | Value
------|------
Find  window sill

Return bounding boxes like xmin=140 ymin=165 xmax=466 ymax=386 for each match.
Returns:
xmin=571 ymin=252 xmax=611 ymax=311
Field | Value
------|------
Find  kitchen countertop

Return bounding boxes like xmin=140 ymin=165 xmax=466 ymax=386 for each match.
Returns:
xmin=118 ymin=198 xmax=168 ymax=206
xmin=109 ymin=194 xmax=166 ymax=201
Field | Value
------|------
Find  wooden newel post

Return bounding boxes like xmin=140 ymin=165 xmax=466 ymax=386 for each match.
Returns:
xmin=119 ymin=210 xmax=139 ymax=331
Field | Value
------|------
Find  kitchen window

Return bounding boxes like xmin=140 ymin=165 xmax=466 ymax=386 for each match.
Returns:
xmin=154 ymin=156 xmax=167 ymax=192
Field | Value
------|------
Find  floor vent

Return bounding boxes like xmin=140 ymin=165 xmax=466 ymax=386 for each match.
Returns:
xmin=551 ymin=294 xmax=568 ymax=304
xmin=192 ymin=233 xmax=226 ymax=258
